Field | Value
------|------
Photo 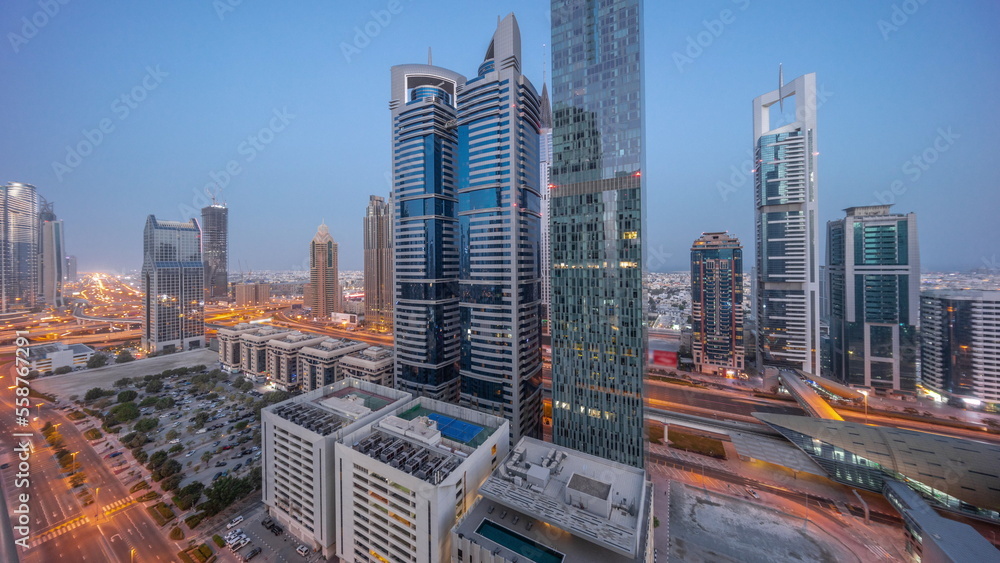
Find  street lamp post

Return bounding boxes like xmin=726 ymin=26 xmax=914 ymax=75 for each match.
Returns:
xmin=860 ymin=390 xmax=869 ymax=425
xmin=94 ymin=487 xmax=100 ymax=519
xmin=130 ymin=548 xmax=136 ymax=563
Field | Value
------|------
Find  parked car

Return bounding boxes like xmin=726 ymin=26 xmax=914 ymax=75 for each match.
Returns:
xmin=296 ymin=545 xmax=309 ymax=556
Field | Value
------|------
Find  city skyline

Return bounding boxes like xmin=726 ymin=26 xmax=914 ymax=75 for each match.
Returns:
xmin=3 ymin=2 xmax=998 ymax=274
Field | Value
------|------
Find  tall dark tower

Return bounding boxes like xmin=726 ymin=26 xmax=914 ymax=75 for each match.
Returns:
xmin=201 ymin=204 xmax=229 ymax=301
xmin=549 ymin=0 xmax=647 ymax=468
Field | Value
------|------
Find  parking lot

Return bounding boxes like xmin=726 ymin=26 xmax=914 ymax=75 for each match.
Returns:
xmin=212 ymin=503 xmax=325 ymax=562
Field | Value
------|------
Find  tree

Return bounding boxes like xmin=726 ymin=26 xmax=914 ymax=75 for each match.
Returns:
xmin=201 ymin=451 xmax=212 ymax=464
xmin=115 ymin=351 xmax=135 ymax=364
xmin=53 ymin=366 xmax=73 ymax=375
xmin=133 ymin=449 xmax=149 ymax=465
xmin=113 ymin=377 xmax=133 ymax=388
xmin=192 ymin=412 xmax=210 ymax=429
xmin=84 ymin=387 xmax=111 ymax=402
xmin=161 ymin=473 xmax=184 ymax=492
xmin=134 ymin=417 xmax=158 ymax=432
xmin=156 ymin=397 xmax=175 ymax=410
xmin=145 ymin=379 xmax=164 ymax=394
xmin=147 ymin=450 xmax=169 ymax=470
xmin=165 ymin=429 xmax=179 ymax=441
xmin=108 ymin=402 xmax=140 ymax=424
xmin=87 ymin=353 xmax=108 ymax=369
xmin=234 ymin=420 xmax=248 ymax=431
xmin=117 ymin=390 xmax=138 ymax=403
xmin=168 ymin=444 xmax=183 ymax=454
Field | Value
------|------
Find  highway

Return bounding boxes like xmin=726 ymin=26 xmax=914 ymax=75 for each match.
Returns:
xmin=0 ymin=361 xmax=180 ymax=562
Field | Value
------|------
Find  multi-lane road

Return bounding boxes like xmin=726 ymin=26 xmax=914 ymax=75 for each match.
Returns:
xmin=0 ymin=362 xmax=180 ymax=563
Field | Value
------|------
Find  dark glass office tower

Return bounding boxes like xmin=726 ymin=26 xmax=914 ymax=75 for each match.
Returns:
xmin=828 ymin=205 xmax=919 ymax=392
xmin=142 ymin=215 xmax=204 ymax=353
xmin=201 ymin=204 xmax=229 ymax=300
xmin=549 ymin=0 xmax=647 ymax=468
xmin=457 ymin=13 xmax=543 ymax=443
xmin=390 ymin=63 xmax=466 ymax=401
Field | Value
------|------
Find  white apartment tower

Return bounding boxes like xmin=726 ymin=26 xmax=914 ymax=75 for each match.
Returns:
xmin=753 ymin=71 xmax=821 ymax=375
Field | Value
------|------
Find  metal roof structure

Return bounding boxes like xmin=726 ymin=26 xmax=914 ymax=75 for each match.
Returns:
xmin=755 ymin=413 xmax=1000 ymax=513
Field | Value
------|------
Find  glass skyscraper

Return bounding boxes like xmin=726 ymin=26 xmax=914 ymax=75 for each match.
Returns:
xmin=549 ymin=0 xmax=647 ymax=468
xmin=921 ymin=290 xmax=1000 ymax=410
xmin=1 ymin=182 xmax=39 ymax=312
xmin=457 ymin=13 xmax=543 ymax=442
xmin=142 ymin=215 xmax=205 ymax=353
xmin=201 ymin=203 xmax=229 ymax=301
xmin=305 ymin=222 xmax=340 ymax=318
xmin=364 ymin=195 xmax=393 ymax=333
xmin=539 ymin=83 xmax=553 ymax=326
xmin=390 ymin=62 xmax=465 ymax=401
xmin=827 ymin=205 xmax=919 ymax=392
xmin=691 ymin=232 xmax=744 ymax=376
xmin=753 ymin=72 xmax=821 ymax=375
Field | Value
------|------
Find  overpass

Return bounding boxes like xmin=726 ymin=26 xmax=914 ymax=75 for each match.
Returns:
xmin=776 ymin=369 xmax=844 ymax=420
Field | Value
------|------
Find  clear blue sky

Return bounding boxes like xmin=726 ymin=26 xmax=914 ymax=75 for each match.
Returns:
xmin=3 ymin=0 xmax=998 ymax=273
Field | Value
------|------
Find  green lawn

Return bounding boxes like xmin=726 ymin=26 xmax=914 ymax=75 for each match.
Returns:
xmin=668 ymin=428 xmax=727 ymax=459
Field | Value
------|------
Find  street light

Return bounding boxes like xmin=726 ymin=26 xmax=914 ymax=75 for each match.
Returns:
xmin=71 ymin=451 xmax=79 ymax=473
xmin=94 ymin=487 xmax=100 ymax=519
xmin=860 ymin=390 xmax=869 ymax=424
xmin=130 ymin=548 xmax=136 ymax=563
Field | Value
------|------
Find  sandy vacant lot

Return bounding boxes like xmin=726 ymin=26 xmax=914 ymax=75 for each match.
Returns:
xmin=33 ymin=349 xmax=219 ymax=399
xmin=668 ymin=483 xmax=861 ymax=563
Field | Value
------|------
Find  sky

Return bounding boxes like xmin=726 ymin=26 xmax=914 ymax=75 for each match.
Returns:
xmin=2 ymin=0 xmax=999 ymax=274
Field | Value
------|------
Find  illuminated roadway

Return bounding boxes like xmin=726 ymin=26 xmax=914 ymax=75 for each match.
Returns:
xmin=0 ymin=362 xmax=179 ymax=562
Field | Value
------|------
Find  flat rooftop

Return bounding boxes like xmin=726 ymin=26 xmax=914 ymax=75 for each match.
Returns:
xmin=351 ymin=420 xmax=465 ymax=485
xmin=455 ymin=496 xmax=646 ymax=563
xmin=269 ymin=386 xmax=398 ymax=436
xmin=475 ymin=437 xmax=650 ymax=558
xmin=397 ymin=405 xmax=495 ymax=448
xmin=28 ymin=342 xmax=93 ymax=357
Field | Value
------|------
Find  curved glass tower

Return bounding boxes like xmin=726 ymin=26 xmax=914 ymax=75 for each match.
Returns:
xmin=390 ymin=63 xmax=466 ymax=401
xmin=457 ymin=13 xmax=543 ymax=442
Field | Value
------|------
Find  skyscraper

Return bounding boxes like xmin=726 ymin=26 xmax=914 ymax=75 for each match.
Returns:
xmin=40 ymin=219 xmax=65 ymax=308
xmin=539 ymin=82 xmax=553 ymax=327
xmin=549 ymin=0 xmax=647 ymax=468
xmin=691 ymin=232 xmax=744 ymax=376
xmin=390 ymin=62 xmax=465 ymax=401
xmin=753 ymin=71 xmax=821 ymax=375
xmin=921 ymin=290 xmax=1000 ymax=410
xmin=456 ymin=13 xmax=543 ymax=443
xmin=305 ymin=222 xmax=341 ymax=318
xmin=201 ymin=203 xmax=228 ymax=301
xmin=141 ymin=215 xmax=204 ymax=353
xmin=64 ymin=255 xmax=77 ymax=283
xmin=363 ymin=195 xmax=392 ymax=333
xmin=828 ymin=205 xmax=919 ymax=392
xmin=1 ymin=182 xmax=39 ymax=312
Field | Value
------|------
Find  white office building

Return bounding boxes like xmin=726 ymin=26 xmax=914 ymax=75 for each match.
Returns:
xmin=26 ymin=342 xmax=94 ymax=374
xmin=297 ymin=338 xmax=369 ymax=392
xmin=261 ymin=379 xmax=412 ymax=558
xmin=266 ymin=331 xmax=329 ymax=391
xmin=339 ymin=346 xmax=394 ymax=388
xmin=753 ymin=71 xmax=821 ymax=375
xmin=238 ymin=327 xmax=292 ymax=379
xmin=452 ymin=437 xmax=655 ymax=562
xmin=335 ymin=398 xmax=509 ymax=563
xmin=217 ymin=323 xmax=259 ymax=372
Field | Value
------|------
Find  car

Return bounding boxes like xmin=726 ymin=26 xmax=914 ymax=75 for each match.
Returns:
xmin=233 ymin=463 xmax=242 ymax=471
xmin=225 ymin=529 xmax=242 ymax=541
xmin=222 ymin=445 xmax=233 ymax=450
xmin=105 ymin=451 xmax=122 ymax=459
xmin=261 ymin=518 xmax=273 ymax=527
xmin=296 ymin=545 xmax=309 ymax=556
xmin=0 ymin=463 xmax=9 ymax=470
xmin=169 ymin=439 xmax=180 ymax=444
xmin=216 ymin=461 xmax=227 ymax=467
xmin=243 ymin=546 xmax=262 ymax=561
xmin=213 ymin=441 xmax=221 ymax=447
xmin=212 ymin=472 xmax=223 ymax=481
xmin=232 ymin=538 xmax=251 ymax=551
xmin=270 ymin=524 xmax=283 ymax=535
xmin=227 ymin=534 xmax=247 ymax=546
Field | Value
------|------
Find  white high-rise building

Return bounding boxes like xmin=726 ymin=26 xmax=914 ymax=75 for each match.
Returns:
xmin=261 ymin=379 xmax=412 ymax=559
xmin=141 ymin=215 xmax=204 ymax=353
xmin=753 ymin=71 xmax=821 ymax=375
xmin=334 ymin=397 xmax=509 ymax=563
